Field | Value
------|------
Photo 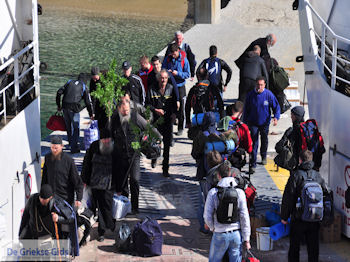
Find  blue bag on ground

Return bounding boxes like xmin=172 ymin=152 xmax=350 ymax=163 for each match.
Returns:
xmin=84 ymin=120 xmax=99 ymax=150
xmin=269 ymin=218 xmax=291 ymax=241
xmin=132 ymin=216 xmax=163 ymax=257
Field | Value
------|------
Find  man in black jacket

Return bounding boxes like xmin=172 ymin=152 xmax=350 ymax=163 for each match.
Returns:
xmin=89 ymin=66 xmax=108 ymax=130
xmin=146 ymin=69 xmax=177 ymax=176
xmin=235 ymin=33 xmax=277 ymax=69
xmin=238 ymin=45 xmax=269 ymax=103
xmin=81 ymin=129 xmax=114 ymax=242
xmin=56 ymin=73 xmax=94 ymax=154
xmin=122 ymin=61 xmax=145 ymax=106
xmin=111 ymin=95 xmax=161 ymax=213
xmin=281 ymin=150 xmax=327 ymax=262
xmin=196 ymin=45 xmax=232 ymax=95
xmin=42 ymin=136 xmax=83 ymax=208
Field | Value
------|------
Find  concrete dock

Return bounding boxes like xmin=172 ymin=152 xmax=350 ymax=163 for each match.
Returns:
xmin=41 ymin=0 xmax=350 ymax=261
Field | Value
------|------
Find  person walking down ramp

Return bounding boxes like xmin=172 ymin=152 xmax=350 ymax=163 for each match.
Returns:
xmin=56 ymin=73 xmax=94 ymax=154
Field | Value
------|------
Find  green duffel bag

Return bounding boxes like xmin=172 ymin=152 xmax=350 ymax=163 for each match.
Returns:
xmin=271 ymin=63 xmax=289 ymax=92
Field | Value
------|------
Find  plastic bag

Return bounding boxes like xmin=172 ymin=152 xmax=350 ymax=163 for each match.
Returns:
xmin=84 ymin=120 xmax=99 ymax=150
xmin=112 ymin=195 xmax=131 ymax=219
xmin=82 ymin=186 xmax=93 ymax=210
xmin=115 ymin=223 xmax=132 ymax=252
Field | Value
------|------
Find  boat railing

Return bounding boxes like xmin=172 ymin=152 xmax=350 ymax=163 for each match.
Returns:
xmin=304 ymin=0 xmax=350 ymax=90
xmin=0 ymin=41 xmax=38 ymax=125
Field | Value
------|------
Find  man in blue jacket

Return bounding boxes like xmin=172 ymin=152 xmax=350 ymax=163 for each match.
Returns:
xmin=162 ymin=43 xmax=190 ymax=136
xmin=243 ymin=76 xmax=280 ymax=174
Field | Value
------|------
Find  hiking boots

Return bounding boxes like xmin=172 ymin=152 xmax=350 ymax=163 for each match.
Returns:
xmin=262 ymin=158 xmax=267 ymax=165
xmin=176 ymin=129 xmax=183 ymax=136
xmin=249 ymin=167 xmax=256 ymax=174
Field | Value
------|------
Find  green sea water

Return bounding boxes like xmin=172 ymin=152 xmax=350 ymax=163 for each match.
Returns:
xmin=39 ymin=9 xmax=182 ymax=138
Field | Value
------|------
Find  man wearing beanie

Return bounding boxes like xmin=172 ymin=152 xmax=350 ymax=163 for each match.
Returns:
xmin=81 ymin=129 xmax=115 ymax=242
xmin=42 ymin=135 xmax=84 ymax=207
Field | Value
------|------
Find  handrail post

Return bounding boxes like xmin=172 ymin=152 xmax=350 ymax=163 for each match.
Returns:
xmin=320 ymin=24 xmax=326 ymax=74
xmin=3 ymin=93 xmax=7 ymax=124
xmin=14 ymin=58 xmax=20 ymax=114
xmin=331 ymin=37 xmax=337 ymax=90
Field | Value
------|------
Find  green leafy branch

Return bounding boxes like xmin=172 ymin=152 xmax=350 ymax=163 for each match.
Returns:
xmin=90 ymin=59 xmax=129 ymax=118
xmin=131 ymin=106 xmax=163 ymax=151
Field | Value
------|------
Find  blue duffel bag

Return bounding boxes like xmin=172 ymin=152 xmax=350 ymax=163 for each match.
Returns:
xmin=132 ymin=216 xmax=163 ymax=257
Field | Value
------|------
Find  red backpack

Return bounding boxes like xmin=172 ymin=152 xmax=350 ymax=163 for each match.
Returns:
xmin=167 ymin=50 xmax=186 ymax=69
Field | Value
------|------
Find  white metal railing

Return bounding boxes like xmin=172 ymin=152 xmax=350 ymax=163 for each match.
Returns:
xmin=0 ymin=41 xmax=38 ymax=124
xmin=305 ymin=0 xmax=350 ymax=89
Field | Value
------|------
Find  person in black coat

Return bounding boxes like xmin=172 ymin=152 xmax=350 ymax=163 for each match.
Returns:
xmin=146 ymin=69 xmax=177 ymax=177
xmin=42 ymin=136 xmax=83 ymax=207
xmin=235 ymin=33 xmax=277 ymax=69
xmin=19 ymin=185 xmax=72 ymax=239
xmin=281 ymin=150 xmax=327 ymax=262
xmin=238 ymin=45 xmax=269 ymax=103
xmin=81 ymin=129 xmax=115 ymax=242
xmin=56 ymin=74 xmax=94 ymax=153
xmin=111 ymin=95 xmax=161 ymax=213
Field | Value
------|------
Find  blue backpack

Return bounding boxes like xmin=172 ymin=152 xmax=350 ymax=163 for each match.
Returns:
xmin=206 ymin=58 xmax=221 ymax=86
xmin=132 ymin=217 xmax=163 ymax=257
xmin=299 ymin=171 xmax=324 ymax=222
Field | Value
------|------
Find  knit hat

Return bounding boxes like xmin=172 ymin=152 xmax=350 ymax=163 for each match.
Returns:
xmin=91 ymin=66 xmax=100 ymax=76
xmin=40 ymin=184 xmax=53 ymax=199
xmin=100 ymin=128 xmax=111 ymax=139
xmin=291 ymin=106 xmax=305 ymax=121
xmin=51 ymin=135 xmax=62 ymax=145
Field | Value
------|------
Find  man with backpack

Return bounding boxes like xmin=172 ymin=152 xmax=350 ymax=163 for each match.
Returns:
xmin=204 ymin=161 xmax=251 ymax=262
xmin=281 ymin=150 xmax=328 ymax=262
xmin=226 ymin=102 xmax=253 ymax=170
xmin=162 ymin=43 xmax=191 ymax=136
xmin=56 ymin=73 xmax=94 ymax=153
xmin=185 ymin=67 xmax=224 ymax=129
xmin=196 ymin=45 xmax=232 ymax=96
xmin=165 ymin=31 xmax=196 ymax=81
xmin=237 ymin=45 xmax=269 ymax=103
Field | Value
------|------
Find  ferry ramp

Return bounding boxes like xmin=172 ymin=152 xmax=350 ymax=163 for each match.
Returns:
xmin=40 ymin=0 xmax=350 ymax=261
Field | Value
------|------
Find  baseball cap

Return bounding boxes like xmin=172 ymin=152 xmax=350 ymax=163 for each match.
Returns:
xmin=122 ymin=61 xmax=131 ymax=70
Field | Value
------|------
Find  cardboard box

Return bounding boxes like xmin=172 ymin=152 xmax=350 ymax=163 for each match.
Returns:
xmin=250 ymin=214 xmax=268 ymax=240
xmin=320 ymin=209 xmax=342 ymax=243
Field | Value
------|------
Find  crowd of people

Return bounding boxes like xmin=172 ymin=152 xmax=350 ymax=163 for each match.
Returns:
xmin=20 ymin=31 xmax=329 ymax=262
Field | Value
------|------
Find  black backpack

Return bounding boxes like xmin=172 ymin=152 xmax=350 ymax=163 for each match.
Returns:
xmin=190 ymin=82 xmax=214 ymax=114
xmin=274 ymin=127 xmax=297 ymax=170
xmin=216 ymin=182 xmax=239 ymax=224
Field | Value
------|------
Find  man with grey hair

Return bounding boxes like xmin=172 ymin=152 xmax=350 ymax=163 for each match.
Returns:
xmin=235 ymin=33 xmax=277 ymax=69
xmin=165 ymin=31 xmax=196 ymax=81
xmin=111 ymin=95 xmax=161 ymax=213
xmin=146 ymin=69 xmax=177 ymax=176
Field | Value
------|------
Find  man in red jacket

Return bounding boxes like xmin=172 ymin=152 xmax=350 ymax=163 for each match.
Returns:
xmin=138 ymin=55 xmax=153 ymax=94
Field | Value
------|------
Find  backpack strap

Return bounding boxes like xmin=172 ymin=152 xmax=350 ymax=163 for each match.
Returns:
xmin=180 ymin=50 xmax=186 ymax=69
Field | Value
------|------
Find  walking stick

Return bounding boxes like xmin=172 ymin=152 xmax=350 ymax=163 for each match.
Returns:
xmin=54 ymin=221 xmax=62 ymax=262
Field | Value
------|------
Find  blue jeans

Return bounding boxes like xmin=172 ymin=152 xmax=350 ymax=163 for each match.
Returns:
xmin=63 ymin=109 xmax=80 ymax=151
xmin=197 ymin=180 xmax=210 ymax=233
xmin=249 ymin=123 xmax=269 ymax=168
xmin=209 ymin=230 xmax=242 ymax=262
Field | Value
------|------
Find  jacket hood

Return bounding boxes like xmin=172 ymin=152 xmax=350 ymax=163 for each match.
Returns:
xmin=202 ymin=111 xmax=217 ymax=133
xmin=247 ymin=51 xmax=258 ymax=58
xmin=299 ymin=161 xmax=314 ymax=171
xmin=217 ymin=176 xmax=238 ymax=188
